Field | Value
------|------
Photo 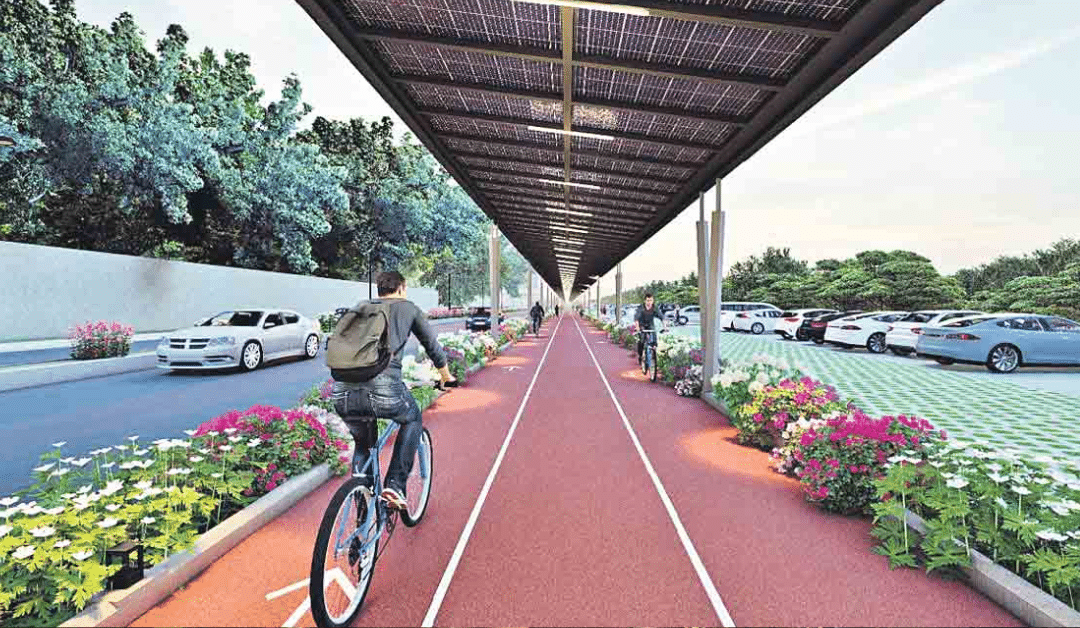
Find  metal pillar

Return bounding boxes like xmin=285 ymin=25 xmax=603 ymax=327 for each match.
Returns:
xmin=696 ymin=191 xmax=710 ymax=348
xmin=527 ymin=270 xmax=534 ymax=313
xmin=703 ymin=179 xmax=726 ymax=387
xmin=615 ymin=263 xmax=623 ymax=325
xmin=488 ymin=224 xmax=500 ymax=334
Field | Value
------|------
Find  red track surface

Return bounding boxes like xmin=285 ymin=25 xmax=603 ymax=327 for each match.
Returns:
xmin=130 ymin=315 xmax=1021 ymax=627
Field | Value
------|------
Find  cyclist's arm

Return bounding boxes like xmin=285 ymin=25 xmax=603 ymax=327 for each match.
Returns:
xmin=411 ymin=307 xmax=453 ymax=381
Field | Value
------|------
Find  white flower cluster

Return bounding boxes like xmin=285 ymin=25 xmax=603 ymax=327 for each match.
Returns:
xmin=401 ymin=354 xmax=441 ymax=389
xmin=656 ymin=333 xmax=700 ymax=359
xmin=710 ymin=354 xmax=801 ymax=390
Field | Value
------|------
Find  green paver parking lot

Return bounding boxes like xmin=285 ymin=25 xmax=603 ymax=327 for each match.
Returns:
xmin=673 ymin=327 xmax=1080 ymax=462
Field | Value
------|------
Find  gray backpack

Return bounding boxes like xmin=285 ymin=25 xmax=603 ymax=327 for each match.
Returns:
xmin=325 ymin=300 xmax=406 ymax=382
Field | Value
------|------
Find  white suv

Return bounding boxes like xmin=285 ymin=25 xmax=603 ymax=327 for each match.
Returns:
xmin=718 ymin=302 xmax=780 ymax=331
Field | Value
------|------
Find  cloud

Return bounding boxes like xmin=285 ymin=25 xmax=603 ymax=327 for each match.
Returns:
xmin=790 ymin=25 xmax=1080 ymax=138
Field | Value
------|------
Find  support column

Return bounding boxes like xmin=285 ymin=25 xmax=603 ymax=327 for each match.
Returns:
xmin=527 ymin=270 xmax=534 ymax=313
xmin=703 ymin=179 xmax=726 ymax=387
xmin=488 ymin=224 xmax=500 ymax=335
xmin=615 ymin=264 xmax=623 ymax=325
xmin=596 ymin=279 xmax=601 ymax=319
xmin=696 ymin=191 xmax=710 ymax=348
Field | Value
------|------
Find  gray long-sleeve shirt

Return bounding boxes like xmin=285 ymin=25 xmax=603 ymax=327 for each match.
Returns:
xmin=336 ymin=297 xmax=448 ymax=386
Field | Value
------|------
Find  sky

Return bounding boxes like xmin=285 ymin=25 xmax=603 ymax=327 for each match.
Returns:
xmin=76 ymin=0 xmax=1080 ymax=297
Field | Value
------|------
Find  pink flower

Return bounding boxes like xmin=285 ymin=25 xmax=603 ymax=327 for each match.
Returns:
xmin=266 ymin=481 xmax=277 ymax=491
xmin=794 ymin=392 xmax=810 ymax=405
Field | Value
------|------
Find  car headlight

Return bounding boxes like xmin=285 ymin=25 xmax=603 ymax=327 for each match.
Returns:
xmin=208 ymin=336 xmax=237 ymax=346
xmin=157 ymin=336 xmax=168 ymax=350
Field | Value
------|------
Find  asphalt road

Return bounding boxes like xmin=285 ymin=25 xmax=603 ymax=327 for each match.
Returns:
xmin=0 ymin=320 xmax=466 ymax=495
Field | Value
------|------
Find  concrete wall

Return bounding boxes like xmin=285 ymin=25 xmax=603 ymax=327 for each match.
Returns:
xmin=0 ymin=242 xmax=438 ymax=341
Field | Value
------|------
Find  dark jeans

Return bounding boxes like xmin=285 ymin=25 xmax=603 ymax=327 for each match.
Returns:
xmin=332 ymin=374 xmax=422 ymax=493
xmin=637 ymin=332 xmax=658 ymax=362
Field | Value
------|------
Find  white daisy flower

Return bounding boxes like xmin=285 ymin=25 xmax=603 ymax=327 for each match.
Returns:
xmin=211 ymin=473 xmax=223 ymax=479
xmin=60 ymin=493 xmax=76 ymax=500
xmin=228 ymin=436 xmax=243 ymax=443
xmin=135 ymin=480 xmax=153 ymax=490
xmin=183 ymin=430 xmax=197 ymax=437
xmin=0 ymin=525 xmax=12 ymax=538
xmin=32 ymin=463 xmax=56 ymax=473
xmin=1033 ymin=477 xmax=1052 ymax=485
xmin=141 ymin=516 xmax=156 ymax=524
xmin=77 ymin=485 xmax=92 ymax=494
xmin=71 ymin=458 xmax=92 ymax=468
xmin=97 ymin=518 xmax=119 ymax=529
xmin=127 ymin=435 xmax=139 ymax=442
xmin=44 ymin=506 xmax=64 ymax=516
xmin=101 ymin=462 xmax=116 ymax=469
xmin=119 ymin=461 xmax=140 ymax=470
xmin=140 ymin=460 xmax=154 ymax=469
xmin=0 ymin=497 xmax=18 ymax=507
xmin=946 ymin=478 xmax=970 ymax=490
xmin=189 ymin=456 xmax=204 ymax=463
xmin=48 ymin=468 xmax=71 ymax=478
xmin=1036 ymin=530 xmax=1069 ymax=542
xmin=994 ymin=497 xmax=1009 ymax=509
xmin=60 ymin=457 xmax=75 ymax=464
xmin=104 ymin=504 xmax=121 ymax=512
xmin=1047 ymin=503 xmax=1072 ymax=517
xmin=247 ymin=439 xmax=261 ymax=448
xmin=53 ymin=539 xmax=71 ymax=549
xmin=207 ymin=431 xmax=220 ymax=437
xmin=223 ymin=428 xmax=238 ymax=435
xmin=1012 ymin=486 xmax=1032 ymax=496
xmin=219 ymin=445 xmax=232 ymax=452
xmin=51 ymin=441 xmax=67 ymax=448
xmin=28 ymin=526 xmax=55 ymax=538
xmin=12 ymin=545 xmax=35 ymax=560
xmin=72 ymin=550 xmax=93 ymax=561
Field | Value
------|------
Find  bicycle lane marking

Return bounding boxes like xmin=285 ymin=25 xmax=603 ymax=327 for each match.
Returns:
xmin=582 ymin=320 xmax=1019 ymax=627
xmin=128 ymin=319 xmax=560 ymax=628
xmin=572 ymin=317 xmax=736 ymax=627
xmin=420 ymin=313 xmax=563 ymax=627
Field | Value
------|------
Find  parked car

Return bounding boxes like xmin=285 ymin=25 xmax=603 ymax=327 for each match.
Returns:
xmin=718 ymin=302 xmax=780 ymax=331
xmin=157 ymin=309 xmax=321 ymax=372
xmin=824 ymin=311 xmax=909 ymax=353
xmin=775 ymin=309 xmax=838 ymax=340
xmin=679 ymin=305 xmax=701 ymax=326
xmin=884 ymin=310 xmax=984 ymax=356
xmin=800 ymin=310 xmax=863 ymax=344
xmin=465 ymin=307 xmax=504 ymax=331
xmin=733 ymin=308 xmax=783 ymax=334
xmin=916 ymin=313 xmax=1080 ymax=373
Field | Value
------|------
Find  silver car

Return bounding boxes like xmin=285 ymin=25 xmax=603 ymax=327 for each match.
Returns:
xmin=156 ymin=309 xmax=322 ymax=372
xmin=915 ymin=313 xmax=1080 ymax=373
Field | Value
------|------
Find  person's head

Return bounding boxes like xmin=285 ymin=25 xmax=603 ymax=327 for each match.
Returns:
xmin=376 ymin=271 xmax=407 ymax=298
xmin=644 ymin=293 xmax=654 ymax=309
xmin=535 ymin=301 xmax=540 ymax=307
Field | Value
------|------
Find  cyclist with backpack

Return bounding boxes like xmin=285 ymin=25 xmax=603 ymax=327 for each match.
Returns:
xmin=529 ymin=301 xmax=545 ymax=335
xmin=326 ymin=271 xmax=456 ymax=510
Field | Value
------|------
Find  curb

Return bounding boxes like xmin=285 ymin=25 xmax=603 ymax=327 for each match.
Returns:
xmin=0 ymin=352 xmax=158 ymax=393
xmin=700 ymin=391 xmax=731 ymax=418
xmin=901 ymin=509 xmax=1080 ymax=627
xmin=60 ymin=464 xmax=333 ymax=628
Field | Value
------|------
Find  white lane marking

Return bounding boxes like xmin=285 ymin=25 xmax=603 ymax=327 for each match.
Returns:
xmin=572 ymin=317 xmax=736 ymax=628
xmin=271 ymin=567 xmax=354 ymax=627
xmin=421 ymin=314 xmax=564 ymax=627
xmin=266 ymin=577 xmax=309 ymax=601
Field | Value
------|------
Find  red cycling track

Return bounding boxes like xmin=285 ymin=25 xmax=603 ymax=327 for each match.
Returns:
xmin=130 ymin=314 xmax=1019 ymax=627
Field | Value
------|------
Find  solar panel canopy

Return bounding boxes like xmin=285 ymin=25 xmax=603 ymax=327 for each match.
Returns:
xmin=296 ymin=0 xmax=944 ymax=298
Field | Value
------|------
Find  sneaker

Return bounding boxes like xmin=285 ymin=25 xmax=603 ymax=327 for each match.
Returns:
xmin=381 ymin=486 xmax=407 ymax=510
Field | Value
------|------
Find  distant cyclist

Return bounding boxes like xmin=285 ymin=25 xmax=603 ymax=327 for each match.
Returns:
xmin=529 ymin=301 xmax=545 ymax=335
xmin=635 ymin=292 xmax=668 ymax=364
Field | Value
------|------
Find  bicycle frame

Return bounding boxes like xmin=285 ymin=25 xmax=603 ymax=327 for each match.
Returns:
xmin=331 ymin=420 xmax=405 ymax=562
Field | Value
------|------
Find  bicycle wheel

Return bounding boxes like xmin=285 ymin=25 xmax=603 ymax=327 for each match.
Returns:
xmin=649 ymin=346 xmax=658 ymax=383
xmin=310 ymin=478 xmax=379 ymax=628
xmin=401 ymin=427 xmax=433 ymax=527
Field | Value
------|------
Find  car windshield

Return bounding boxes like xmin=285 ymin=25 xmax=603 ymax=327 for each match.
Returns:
xmin=943 ymin=316 xmax=995 ymax=327
xmin=901 ymin=312 xmax=937 ymax=323
xmin=472 ymin=308 xmax=490 ymax=316
xmin=201 ymin=311 xmax=263 ymax=327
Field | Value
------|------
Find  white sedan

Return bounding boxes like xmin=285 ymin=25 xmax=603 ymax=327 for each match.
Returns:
xmin=774 ymin=309 xmax=838 ymax=340
xmin=733 ymin=308 xmax=783 ymax=334
xmin=823 ymin=311 xmax=909 ymax=353
xmin=885 ymin=309 xmax=984 ymax=356
xmin=157 ymin=309 xmax=322 ymax=372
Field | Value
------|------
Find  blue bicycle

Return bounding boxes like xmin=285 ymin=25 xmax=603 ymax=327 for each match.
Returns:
xmin=309 ymin=381 xmax=455 ymax=627
xmin=638 ymin=328 xmax=666 ymax=383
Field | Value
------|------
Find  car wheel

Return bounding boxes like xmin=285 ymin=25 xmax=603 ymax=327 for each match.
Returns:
xmin=751 ymin=322 xmax=764 ymax=335
xmin=889 ymin=347 xmax=912 ymax=356
xmin=812 ymin=337 xmax=824 ymax=345
xmin=240 ymin=341 xmax=263 ymax=372
xmin=304 ymin=334 xmax=320 ymax=359
xmin=934 ymin=357 xmax=955 ymax=365
xmin=866 ymin=333 xmax=887 ymax=354
xmin=795 ymin=329 xmax=809 ymax=341
xmin=987 ymin=344 xmax=1021 ymax=373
